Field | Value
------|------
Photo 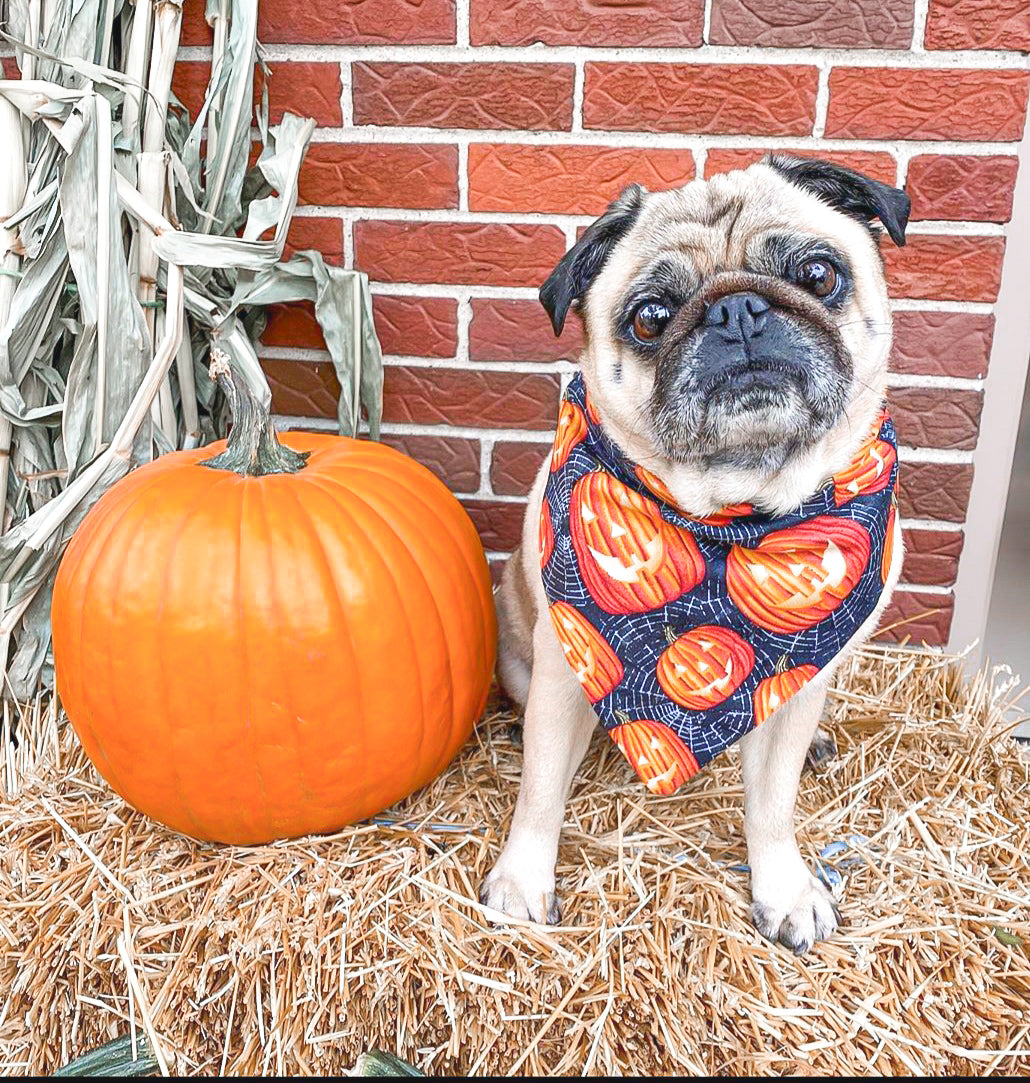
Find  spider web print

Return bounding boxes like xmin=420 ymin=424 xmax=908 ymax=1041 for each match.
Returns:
xmin=542 ymin=373 xmax=898 ymax=788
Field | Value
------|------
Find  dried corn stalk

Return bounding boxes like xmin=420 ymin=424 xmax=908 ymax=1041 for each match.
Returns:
xmin=0 ymin=0 xmax=383 ymax=698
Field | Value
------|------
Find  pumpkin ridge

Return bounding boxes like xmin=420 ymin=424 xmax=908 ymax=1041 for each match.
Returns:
xmin=312 ymin=463 xmax=495 ymax=675
xmin=302 ymin=473 xmax=455 ymax=791
xmin=318 ymin=475 xmax=464 ymax=785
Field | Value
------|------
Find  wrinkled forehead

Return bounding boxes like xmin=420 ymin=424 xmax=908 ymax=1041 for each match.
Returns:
xmin=594 ymin=163 xmax=875 ymax=297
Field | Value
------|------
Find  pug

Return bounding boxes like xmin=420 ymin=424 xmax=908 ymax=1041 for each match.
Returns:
xmin=480 ymin=155 xmax=908 ymax=955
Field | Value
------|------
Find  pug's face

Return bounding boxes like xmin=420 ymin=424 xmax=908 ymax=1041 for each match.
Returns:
xmin=541 ymin=156 xmax=910 ymax=483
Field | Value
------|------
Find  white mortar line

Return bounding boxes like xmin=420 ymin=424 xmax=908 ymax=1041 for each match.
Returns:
xmin=177 ymin=44 xmax=1030 ymax=68
xmin=890 ymin=298 xmax=994 ymax=314
xmin=297 ymin=202 xmax=1009 ymax=236
xmin=702 ymin=0 xmax=714 ymax=43
xmin=887 ymin=373 xmax=984 ymax=391
xmin=455 ymin=296 xmax=473 ymax=362
xmin=901 ymin=517 xmax=964 ymax=532
xmin=572 ymin=60 xmax=585 ymax=133
xmin=457 ymin=141 xmax=469 ymax=212
xmin=338 ymin=61 xmax=352 ymax=126
xmin=912 ymin=0 xmax=931 ymax=52
xmin=812 ymin=63 xmax=831 ymax=139
xmin=899 ymin=582 xmax=953 ymax=595
xmin=342 ymin=218 xmax=354 ymax=269
xmin=456 ymin=0 xmax=470 ymax=48
xmin=898 ymin=445 xmax=974 ymax=463
xmin=477 ymin=438 xmax=495 ymax=497
xmin=307 ymin=127 xmax=1025 ymax=154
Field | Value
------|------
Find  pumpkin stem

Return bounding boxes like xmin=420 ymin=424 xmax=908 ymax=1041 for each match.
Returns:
xmin=664 ymin=625 xmax=679 ymax=648
xmin=774 ymin=653 xmax=792 ymax=675
xmin=199 ymin=351 xmax=310 ymax=477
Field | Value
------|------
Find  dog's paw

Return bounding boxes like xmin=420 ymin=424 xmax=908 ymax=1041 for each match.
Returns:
xmin=480 ymin=862 xmax=561 ymax=925
xmin=751 ymin=873 xmax=840 ymax=955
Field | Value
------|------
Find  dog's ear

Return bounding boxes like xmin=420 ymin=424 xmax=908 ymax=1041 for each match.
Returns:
xmin=764 ymin=154 xmax=910 ymax=248
xmin=539 ymin=184 xmax=646 ymax=335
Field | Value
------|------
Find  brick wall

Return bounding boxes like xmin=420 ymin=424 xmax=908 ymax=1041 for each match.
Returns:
xmin=173 ymin=0 xmax=1030 ymax=646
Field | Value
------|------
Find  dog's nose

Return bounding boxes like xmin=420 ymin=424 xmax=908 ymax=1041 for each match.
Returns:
xmin=702 ymin=292 xmax=770 ymax=341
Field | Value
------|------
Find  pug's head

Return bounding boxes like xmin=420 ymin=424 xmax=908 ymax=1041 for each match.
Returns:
xmin=540 ymin=156 xmax=909 ymax=505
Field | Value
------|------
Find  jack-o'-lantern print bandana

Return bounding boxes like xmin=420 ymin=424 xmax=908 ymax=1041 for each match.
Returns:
xmin=542 ymin=372 xmax=899 ymax=797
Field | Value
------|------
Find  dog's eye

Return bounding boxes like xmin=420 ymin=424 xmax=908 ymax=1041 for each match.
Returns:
xmin=796 ymin=259 xmax=838 ymax=299
xmin=631 ymin=301 xmax=671 ymax=342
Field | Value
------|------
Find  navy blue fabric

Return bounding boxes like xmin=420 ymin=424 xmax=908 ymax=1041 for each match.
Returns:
xmin=541 ymin=373 xmax=898 ymax=785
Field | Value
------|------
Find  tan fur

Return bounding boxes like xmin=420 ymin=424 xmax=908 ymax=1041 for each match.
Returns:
xmin=481 ymin=161 xmax=904 ymax=953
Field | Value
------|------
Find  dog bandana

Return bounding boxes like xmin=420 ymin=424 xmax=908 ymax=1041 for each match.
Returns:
xmin=541 ymin=373 xmax=898 ymax=796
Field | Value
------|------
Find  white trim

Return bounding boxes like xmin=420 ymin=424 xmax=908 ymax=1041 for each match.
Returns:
xmin=178 ymin=44 xmax=1030 ymax=67
xmin=949 ymin=114 xmax=1030 ymax=655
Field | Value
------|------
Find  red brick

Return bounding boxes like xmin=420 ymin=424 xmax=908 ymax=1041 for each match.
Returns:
xmin=890 ymin=312 xmax=994 ymax=380
xmin=469 ymin=300 xmax=585 ymax=363
xmin=468 ymin=145 xmax=695 ymax=215
xmin=182 ymin=0 xmax=457 ymax=45
xmin=283 ymin=217 xmax=344 ymax=261
xmin=898 ymin=462 xmax=973 ymax=522
xmin=380 ymin=433 xmax=480 ymax=493
xmin=173 ymin=61 xmax=342 ymax=125
xmin=1 ymin=55 xmax=19 ymax=78
xmin=900 ymin=528 xmax=964 ymax=587
xmin=883 ymin=236 xmax=1004 ymax=302
xmin=906 ymin=155 xmax=1018 ymax=223
xmin=705 ymin=148 xmax=897 ymax=184
xmin=711 ymin=0 xmax=913 ymax=47
xmin=262 ymin=304 xmax=325 ymax=351
xmin=299 ymin=144 xmax=457 ymax=210
xmin=888 ymin=387 xmax=983 ymax=451
xmin=462 ymin=499 xmax=527 ymax=551
xmin=353 ymin=62 xmax=574 ymax=131
xmin=471 ymin=0 xmax=703 ymax=45
xmin=372 ymin=297 xmax=458 ymax=359
xmin=383 ymin=367 xmax=560 ymax=430
xmin=875 ymin=590 xmax=954 ymax=646
xmin=263 ymin=358 xmax=340 ymax=418
xmin=491 ymin=442 xmax=550 ymax=496
xmin=826 ymin=68 xmax=1030 ymax=141
xmin=584 ymin=64 xmax=819 ymax=136
xmin=925 ymin=0 xmax=1030 ymax=51
xmin=355 ymin=222 xmax=567 ymax=287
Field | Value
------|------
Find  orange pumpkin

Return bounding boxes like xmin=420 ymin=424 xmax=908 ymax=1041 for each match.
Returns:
xmin=569 ymin=471 xmax=705 ymax=614
xmin=551 ymin=399 xmax=588 ymax=472
xmin=634 ymin=463 xmax=679 ymax=506
xmin=753 ymin=655 xmax=819 ymax=726
xmin=833 ymin=434 xmax=896 ymax=507
xmin=51 ymin=363 xmax=497 ymax=845
xmin=611 ymin=713 xmax=700 ymax=795
xmin=882 ymin=496 xmax=897 ymax=585
xmin=687 ymin=502 xmax=754 ymax=527
xmin=656 ymin=624 xmax=755 ymax=710
xmin=540 ymin=497 xmax=555 ymax=568
xmin=548 ymin=601 xmax=623 ymax=702
xmin=726 ymin=516 xmax=870 ymax=635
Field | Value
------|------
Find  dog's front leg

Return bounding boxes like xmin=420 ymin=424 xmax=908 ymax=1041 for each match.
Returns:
xmin=739 ymin=679 xmax=839 ymax=954
xmin=480 ymin=616 xmax=597 ymax=924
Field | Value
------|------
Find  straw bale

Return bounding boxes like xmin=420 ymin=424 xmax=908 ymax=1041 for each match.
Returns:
xmin=0 ymin=644 xmax=1028 ymax=1076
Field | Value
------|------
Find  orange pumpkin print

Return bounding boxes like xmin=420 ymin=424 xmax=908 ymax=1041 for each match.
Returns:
xmin=726 ymin=516 xmax=871 ymax=635
xmin=753 ymin=655 xmax=819 ymax=726
xmin=611 ymin=713 xmax=700 ymax=795
xmin=656 ymin=624 xmax=755 ymax=710
xmin=686 ymin=502 xmax=755 ymax=527
xmin=634 ymin=463 xmax=679 ymax=506
xmin=569 ymin=471 xmax=705 ymax=614
xmin=882 ymin=496 xmax=897 ymax=585
xmin=551 ymin=399 xmax=588 ymax=472
xmin=548 ymin=601 xmax=623 ymax=703
xmin=540 ymin=497 xmax=555 ymax=568
xmin=833 ymin=434 xmax=896 ymax=507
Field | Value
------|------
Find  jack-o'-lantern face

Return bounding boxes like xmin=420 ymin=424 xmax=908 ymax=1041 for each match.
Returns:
xmin=726 ymin=516 xmax=871 ymax=634
xmin=656 ymin=624 xmax=755 ymax=710
xmin=753 ymin=656 xmax=819 ymax=725
xmin=548 ymin=601 xmax=623 ymax=702
xmin=833 ymin=433 xmax=896 ymax=507
xmin=569 ymin=472 xmax=705 ymax=614
xmin=551 ymin=400 xmax=588 ymax=472
xmin=610 ymin=715 xmax=700 ymax=795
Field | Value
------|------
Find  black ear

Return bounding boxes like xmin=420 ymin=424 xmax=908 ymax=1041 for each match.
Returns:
xmin=764 ymin=154 xmax=910 ymax=248
xmin=539 ymin=184 xmax=646 ymax=335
